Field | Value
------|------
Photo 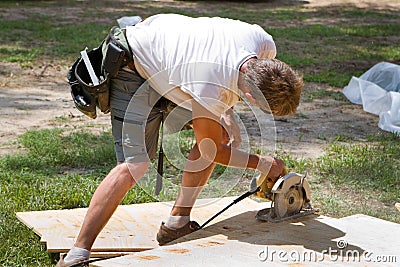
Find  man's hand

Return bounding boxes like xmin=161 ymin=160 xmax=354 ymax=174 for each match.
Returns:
xmin=257 ymin=156 xmax=286 ymax=181
xmin=220 ymin=108 xmax=242 ymax=148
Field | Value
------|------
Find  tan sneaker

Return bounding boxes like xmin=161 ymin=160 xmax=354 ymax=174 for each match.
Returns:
xmin=56 ymin=254 xmax=88 ymax=267
xmin=156 ymin=221 xmax=200 ymax=245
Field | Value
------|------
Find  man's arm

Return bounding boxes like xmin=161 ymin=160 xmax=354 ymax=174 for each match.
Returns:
xmin=191 ymin=100 xmax=284 ymax=177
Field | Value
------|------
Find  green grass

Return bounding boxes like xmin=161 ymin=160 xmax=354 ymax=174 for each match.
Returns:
xmin=317 ymin=134 xmax=400 ymax=206
xmin=303 ymin=88 xmax=347 ymax=102
xmin=0 ymin=129 xmax=157 ymax=266
xmin=0 ymin=46 xmax=38 ymax=67
xmin=0 ymin=0 xmax=398 ymax=87
xmin=271 ymin=23 xmax=400 ymax=86
xmin=0 ymin=17 xmax=108 ymax=64
xmin=276 ymin=133 xmax=400 ymax=223
xmin=1 ymin=1 xmax=400 ymax=265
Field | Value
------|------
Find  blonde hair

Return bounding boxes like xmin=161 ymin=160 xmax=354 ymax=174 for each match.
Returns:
xmin=244 ymin=58 xmax=303 ymax=117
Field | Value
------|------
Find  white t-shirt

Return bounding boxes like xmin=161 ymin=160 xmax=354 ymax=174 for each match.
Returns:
xmin=126 ymin=14 xmax=276 ymax=115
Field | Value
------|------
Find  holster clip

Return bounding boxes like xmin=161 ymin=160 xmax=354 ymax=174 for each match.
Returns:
xmin=104 ymin=42 xmax=127 ymax=77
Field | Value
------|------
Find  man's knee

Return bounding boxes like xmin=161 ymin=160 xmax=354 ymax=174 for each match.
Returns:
xmin=117 ymin=161 xmax=150 ymax=184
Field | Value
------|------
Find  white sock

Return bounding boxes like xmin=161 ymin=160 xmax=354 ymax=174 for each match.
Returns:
xmin=165 ymin=215 xmax=190 ymax=230
xmin=63 ymin=246 xmax=90 ymax=263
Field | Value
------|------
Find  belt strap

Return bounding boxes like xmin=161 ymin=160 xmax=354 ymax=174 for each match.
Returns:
xmin=155 ymin=100 xmax=167 ymax=196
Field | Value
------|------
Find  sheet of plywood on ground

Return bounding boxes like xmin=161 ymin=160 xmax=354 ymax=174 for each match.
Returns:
xmin=332 ymin=214 xmax=400 ymax=256
xmin=66 ymin=252 xmax=131 ymax=258
xmin=16 ymin=197 xmax=267 ymax=254
xmin=396 ymin=203 xmax=400 ymax=212
xmin=93 ymin=214 xmax=400 ymax=267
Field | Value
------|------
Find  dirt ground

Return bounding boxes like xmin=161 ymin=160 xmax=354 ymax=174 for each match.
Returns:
xmin=0 ymin=0 xmax=396 ymax=159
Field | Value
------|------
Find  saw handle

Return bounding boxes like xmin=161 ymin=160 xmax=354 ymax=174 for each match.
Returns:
xmin=267 ymin=159 xmax=288 ymax=181
xmin=266 ymin=166 xmax=288 ymax=185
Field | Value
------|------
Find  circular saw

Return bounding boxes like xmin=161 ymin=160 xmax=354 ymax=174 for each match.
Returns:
xmin=252 ymin=172 xmax=316 ymax=222
xmin=198 ymin=171 xmax=316 ymax=230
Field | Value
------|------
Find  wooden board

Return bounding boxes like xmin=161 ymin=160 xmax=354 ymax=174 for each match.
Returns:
xmin=93 ymin=214 xmax=400 ymax=267
xmin=17 ymin=198 xmax=400 ymax=266
xmin=16 ymin=197 xmax=267 ymax=253
xmin=396 ymin=203 xmax=400 ymax=212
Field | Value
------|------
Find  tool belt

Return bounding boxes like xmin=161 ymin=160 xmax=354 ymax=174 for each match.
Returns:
xmin=68 ymin=26 xmax=135 ymax=118
xmin=67 ymin=41 xmax=109 ymax=118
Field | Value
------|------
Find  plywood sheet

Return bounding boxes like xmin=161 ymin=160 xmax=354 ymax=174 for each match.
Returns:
xmin=18 ymin=198 xmax=400 ymax=266
xmin=93 ymin=213 xmax=400 ymax=267
xmin=396 ymin=203 xmax=400 ymax=212
xmin=16 ymin=197 xmax=266 ymax=253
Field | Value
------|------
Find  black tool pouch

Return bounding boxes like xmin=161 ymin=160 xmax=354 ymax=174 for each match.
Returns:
xmin=77 ymin=45 xmax=110 ymax=114
xmin=103 ymin=26 xmax=133 ymax=78
xmin=69 ymin=42 xmax=111 ymax=118
xmin=104 ymin=42 xmax=127 ymax=78
xmin=68 ymin=25 xmax=133 ymax=118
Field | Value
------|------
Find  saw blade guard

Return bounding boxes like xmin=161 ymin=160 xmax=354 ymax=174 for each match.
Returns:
xmin=271 ymin=172 xmax=311 ymax=202
xmin=255 ymin=172 xmax=316 ymax=222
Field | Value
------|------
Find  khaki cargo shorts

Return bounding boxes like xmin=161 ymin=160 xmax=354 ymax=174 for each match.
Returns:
xmin=110 ymin=68 xmax=191 ymax=163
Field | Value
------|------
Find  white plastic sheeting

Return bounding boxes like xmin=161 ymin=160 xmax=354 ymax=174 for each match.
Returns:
xmin=343 ymin=62 xmax=400 ymax=134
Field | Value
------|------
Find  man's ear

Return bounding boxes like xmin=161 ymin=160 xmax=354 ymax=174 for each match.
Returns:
xmin=244 ymin=92 xmax=257 ymax=105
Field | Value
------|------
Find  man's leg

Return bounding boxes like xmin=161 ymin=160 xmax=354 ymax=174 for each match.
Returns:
xmin=170 ymin=143 xmax=216 ymax=217
xmin=170 ymin=123 xmax=232 ymax=218
xmin=156 ymin=118 xmax=233 ymax=245
xmin=73 ymin=69 xmax=158 ymax=248
xmin=56 ymin=162 xmax=149 ymax=266
xmin=59 ymin=66 xmax=157 ymax=265
xmin=156 ymin=143 xmax=215 ymax=245
xmin=74 ymin=161 xmax=149 ymax=250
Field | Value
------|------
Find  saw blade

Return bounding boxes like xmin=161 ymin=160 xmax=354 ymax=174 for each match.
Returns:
xmin=273 ymin=186 xmax=304 ymax=218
